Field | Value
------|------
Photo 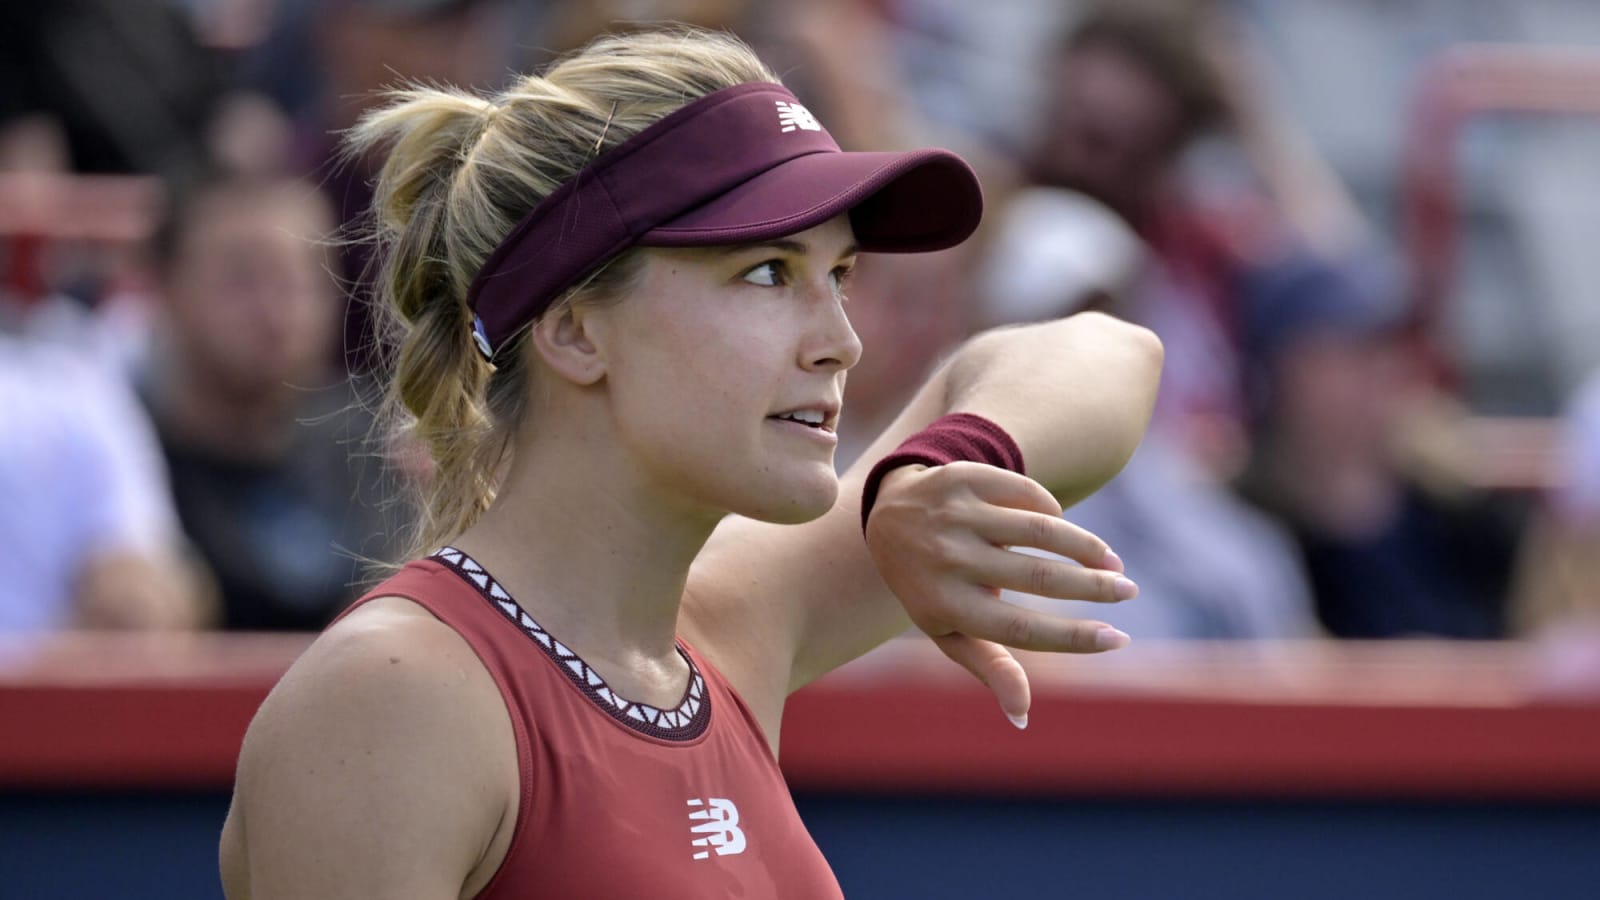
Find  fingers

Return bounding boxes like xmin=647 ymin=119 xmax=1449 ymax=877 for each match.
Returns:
xmin=930 ymin=464 xmax=1127 ymax=575
xmin=968 ymin=506 xmax=1123 ymax=572
xmin=932 ymin=633 xmax=1032 ymax=729
xmin=967 ymin=543 xmax=1138 ymax=603
xmin=949 ymin=462 xmax=1064 ymax=519
xmin=933 ymin=600 xmax=1131 ymax=654
xmin=870 ymin=462 xmax=1135 ymax=603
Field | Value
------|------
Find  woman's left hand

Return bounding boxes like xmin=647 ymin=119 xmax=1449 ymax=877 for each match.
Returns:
xmin=864 ymin=461 xmax=1136 ymax=728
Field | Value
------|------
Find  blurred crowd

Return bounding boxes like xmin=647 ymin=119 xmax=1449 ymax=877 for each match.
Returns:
xmin=3 ymin=0 xmax=1599 ymax=649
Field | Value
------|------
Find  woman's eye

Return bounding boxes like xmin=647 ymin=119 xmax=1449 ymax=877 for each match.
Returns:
xmin=742 ymin=261 xmax=784 ymax=287
xmin=829 ymin=265 xmax=855 ymax=297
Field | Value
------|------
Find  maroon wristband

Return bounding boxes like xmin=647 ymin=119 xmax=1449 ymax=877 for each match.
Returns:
xmin=860 ymin=412 xmax=1026 ymax=532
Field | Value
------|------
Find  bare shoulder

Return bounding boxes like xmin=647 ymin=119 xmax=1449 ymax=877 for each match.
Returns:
xmin=221 ymin=598 xmax=516 ymax=899
xmin=246 ymin=597 xmax=501 ymax=741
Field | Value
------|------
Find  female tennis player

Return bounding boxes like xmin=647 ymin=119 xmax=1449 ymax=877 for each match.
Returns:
xmin=220 ymin=27 xmax=1161 ymax=898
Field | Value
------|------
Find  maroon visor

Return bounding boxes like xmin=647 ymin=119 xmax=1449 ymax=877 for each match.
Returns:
xmin=465 ymin=82 xmax=983 ymax=359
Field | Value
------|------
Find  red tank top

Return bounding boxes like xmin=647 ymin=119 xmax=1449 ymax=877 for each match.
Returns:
xmin=345 ymin=548 xmax=844 ymax=899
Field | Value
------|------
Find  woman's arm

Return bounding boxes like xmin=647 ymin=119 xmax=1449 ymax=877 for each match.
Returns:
xmin=220 ymin=604 xmax=516 ymax=899
xmin=682 ymin=312 xmax=1163 ymax=740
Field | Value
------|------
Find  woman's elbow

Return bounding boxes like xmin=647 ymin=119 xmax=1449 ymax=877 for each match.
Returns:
xmin=1076 ymin=311 xmax=1165 ymax=379
xmin=1073 ymin=313 xmax=1165 ymax=456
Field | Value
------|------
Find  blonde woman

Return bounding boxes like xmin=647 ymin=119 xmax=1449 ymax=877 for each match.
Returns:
xmin=221 ymin=27 xmax=1161 ymax=898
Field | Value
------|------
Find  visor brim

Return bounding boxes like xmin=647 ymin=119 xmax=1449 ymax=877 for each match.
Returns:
xmin=640 ymin=148 xmax=982 ymax=253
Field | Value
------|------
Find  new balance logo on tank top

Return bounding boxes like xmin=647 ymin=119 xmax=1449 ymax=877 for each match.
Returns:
xmin=345 ymin=549 xmax=842 ymax=899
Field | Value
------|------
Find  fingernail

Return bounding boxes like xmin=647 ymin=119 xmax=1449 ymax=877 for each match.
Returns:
xmin=1006 ymin=712 xmax=1029 ymax=730
xmin=1095 ymin=626 xmax=1131 ymax=651
xmin=1102 ymin=549 xmax=1125 ymax=573
xmin=1114 ymin=576 xmax=1139 ymax=600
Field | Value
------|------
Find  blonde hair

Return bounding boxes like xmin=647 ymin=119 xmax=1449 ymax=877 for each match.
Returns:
xmin=345 ymin=27 xmax=780 ymax=563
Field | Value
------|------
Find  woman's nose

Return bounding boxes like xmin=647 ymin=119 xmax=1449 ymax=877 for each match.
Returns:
xmin=801 ymin=287 xmax=862 ymax=373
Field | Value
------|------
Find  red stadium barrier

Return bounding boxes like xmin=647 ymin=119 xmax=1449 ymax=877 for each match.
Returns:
xmin=783 ymin=639 xmax=1600 ymax=800
xmin=4 ymin=633 xmax=1598 ymax=799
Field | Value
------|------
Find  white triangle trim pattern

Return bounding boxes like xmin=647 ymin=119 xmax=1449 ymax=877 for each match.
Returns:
xmin=431 ymin=546 xmax=710 ymax=739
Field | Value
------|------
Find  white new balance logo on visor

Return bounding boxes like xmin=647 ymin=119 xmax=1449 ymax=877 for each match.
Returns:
xmin=687 ymin=798 xmax=746 ymax=859
xmin=776 ymin=100 xmax=822 ymax=133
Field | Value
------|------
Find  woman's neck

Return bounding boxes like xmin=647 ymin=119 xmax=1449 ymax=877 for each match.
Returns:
xmin=450 ymin=430 xmax=720 ymax=703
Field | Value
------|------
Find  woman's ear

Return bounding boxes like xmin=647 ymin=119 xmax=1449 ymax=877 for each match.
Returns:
xmin=529 ymin=305 xmax=606 ymax=386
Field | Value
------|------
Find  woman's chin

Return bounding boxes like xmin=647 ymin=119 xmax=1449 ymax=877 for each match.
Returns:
xmin=735 ymin=471 xmax=839 ymax=525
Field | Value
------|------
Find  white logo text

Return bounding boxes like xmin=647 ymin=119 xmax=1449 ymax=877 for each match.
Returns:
xmin=776 ymin=101 xmax=822 ymax=133
xmin=687 ymin=797 xmax=747 ymax=860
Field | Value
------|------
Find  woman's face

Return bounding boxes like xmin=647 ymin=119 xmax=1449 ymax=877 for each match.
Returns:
xmin=588 ymin=215 xmax=862 ymax=525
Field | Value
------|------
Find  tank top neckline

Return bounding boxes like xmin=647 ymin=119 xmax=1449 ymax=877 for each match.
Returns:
xmin=429 ymin=546 xmax=712 ymax=742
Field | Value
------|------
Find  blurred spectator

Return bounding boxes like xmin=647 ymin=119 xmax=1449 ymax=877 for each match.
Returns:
xmin=243 ymin=0 xmax=515 ymax=131
xmin=539 ymin=1 xmax=752 ymax=59
xmin=240 ymin=0 xmax=517 ymax=371
xmin=0 ymin=335 xmax=205 ymax=631
xmin=1025 ymin=0 xmax=1371 ymax=475
xmin=137 ymin=173 xmax=399 ymax=631
xmin=0 ymin=0 xmax=223 ymax=184
xmin=1512 ymin=371 xmax=1600 ymax=636
xmin=0 ymin=171 xmax=167 ymax=379
xmin=1509 ymin=370 xmax=1600 ymax=694
xmin=1235 ymin=256 xmax=1521 ymax=639
xmin=0 ymin=117 xmax=180 ymax=635
xmin=970 ymin=1 xmax=1330 ymax=638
